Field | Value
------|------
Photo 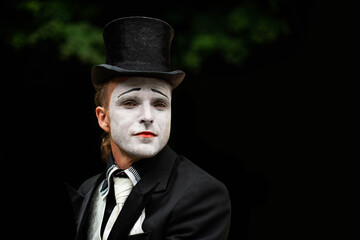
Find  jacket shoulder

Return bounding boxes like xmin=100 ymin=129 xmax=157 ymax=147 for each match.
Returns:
xmin=164 ymin=155 xmax=231 ymax=239
xmin=78 ymin=173 xmax=103 ymax=196
xmin=176 ymin=155 xmax=228 ymax=190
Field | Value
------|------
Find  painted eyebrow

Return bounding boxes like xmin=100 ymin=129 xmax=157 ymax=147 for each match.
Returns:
xmin=151 ymin=88 xmax=169 ymax=99
xmin=117 ymin=88 xmax=141 ymax=98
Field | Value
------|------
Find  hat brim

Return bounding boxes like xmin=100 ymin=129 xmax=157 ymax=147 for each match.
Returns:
xmin=92 ymin=64 xmax=185 ymax=89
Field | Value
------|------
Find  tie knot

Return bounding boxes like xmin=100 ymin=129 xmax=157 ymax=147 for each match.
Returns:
xmin=113 ymin=176 xmax=133 ymax=205
xmin=114 ymin=170 xmax=128 ymax=178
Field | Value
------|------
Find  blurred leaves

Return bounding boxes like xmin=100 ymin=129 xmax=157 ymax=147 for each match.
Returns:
xmin=11 ymin=20 xmax=103 ymax=65
xmin=60 ymin=23 xmax=103 ymax=63
xmin=10 ymin=0 xmax=103 ymax=65
xmin=8 ymin=0 xmax=290 ymax=73
xmin=176 ymin=4 xmax=290 ymax=72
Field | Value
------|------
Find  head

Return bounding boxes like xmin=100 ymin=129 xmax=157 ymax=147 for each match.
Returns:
xmin=92 ymin=16 xmax=184 ymax=165
xmin=95 ymin=76 xmax=172 ymax=165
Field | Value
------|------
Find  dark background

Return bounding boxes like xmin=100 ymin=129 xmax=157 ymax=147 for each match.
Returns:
xmin=1 ymin=1 xmax=350 ymax=239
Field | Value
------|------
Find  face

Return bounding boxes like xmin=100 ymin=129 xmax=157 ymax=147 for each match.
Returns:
xmin=106 ymin=77 xmax=172 ymax=159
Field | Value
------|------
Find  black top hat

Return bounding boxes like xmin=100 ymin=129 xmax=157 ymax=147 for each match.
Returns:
xmin=91 ymin=16 xmax=185 ymax=89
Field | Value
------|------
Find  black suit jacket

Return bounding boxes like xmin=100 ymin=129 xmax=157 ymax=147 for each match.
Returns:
xmin=74 ymin=145 xmax=231 ymax=240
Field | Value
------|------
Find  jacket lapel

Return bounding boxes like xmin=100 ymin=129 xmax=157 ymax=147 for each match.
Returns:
xmin=107 ymin=145 xmax=178 ymax=240
xmin=76 ymin=172 xmax=106 ymax=240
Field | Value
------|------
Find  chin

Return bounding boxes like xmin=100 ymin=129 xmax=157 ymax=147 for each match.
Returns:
xmin=127 ymin=144 xmax=163 ymax=159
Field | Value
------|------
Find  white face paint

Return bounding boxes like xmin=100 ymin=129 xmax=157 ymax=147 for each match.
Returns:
xmin=108 ymin=77 xmax=172 ymax=159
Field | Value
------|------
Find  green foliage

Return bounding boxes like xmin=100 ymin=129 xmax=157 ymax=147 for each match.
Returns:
xmin=10 ymin=0 xmax=104 ymax=65
xmin=176 ymin=4 xmax=290 ymax=72
xmin=7 ymin=0 xmax=290 ymax=73
xmin=60 ymin=23 xmax=103 ymax=64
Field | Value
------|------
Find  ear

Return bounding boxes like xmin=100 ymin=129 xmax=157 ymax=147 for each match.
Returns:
xmin=95 ymin=106 xmax=110 ymax=133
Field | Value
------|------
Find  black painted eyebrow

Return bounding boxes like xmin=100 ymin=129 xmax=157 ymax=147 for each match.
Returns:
xmin=117 ymin=88 xmax=141 ymax=98
xmin=151 ymin=88 xmax=169 ymax=99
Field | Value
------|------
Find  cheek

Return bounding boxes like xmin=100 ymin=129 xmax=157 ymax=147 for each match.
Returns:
xmin=109 ymin=108 xmax=133 ymax=132
xmin=157 ymin=112 xmax=171 ymax=134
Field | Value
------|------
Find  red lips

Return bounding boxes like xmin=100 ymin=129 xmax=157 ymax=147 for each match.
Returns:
xmin=134 ymin=131 xmax=157 ymax=138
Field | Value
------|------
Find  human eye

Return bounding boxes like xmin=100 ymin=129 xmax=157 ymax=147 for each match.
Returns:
xmin=121 ymin=99 xmax=138 ymax=109
xmin=153 ymin=100 xmax=168 ymax=111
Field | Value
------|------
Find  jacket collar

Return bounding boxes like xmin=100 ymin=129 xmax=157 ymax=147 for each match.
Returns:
xmin=107 ymin=145 xmax=179 ymax=240
xmin=75 ymin=172 xmax=105 ymax=240
xmin=75 ymin=145 xmax=178 ymax=240
xmin=137 ymin=145 xmax=178 ymax=193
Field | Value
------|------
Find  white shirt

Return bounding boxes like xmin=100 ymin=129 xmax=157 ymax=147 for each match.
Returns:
xmin=88 ymin=164 xmax=145 ymax=240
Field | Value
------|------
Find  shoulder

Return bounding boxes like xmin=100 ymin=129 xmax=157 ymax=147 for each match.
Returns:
xmin=172 ymin=155 xmax=230 ymax=205
xmin=165 ymin=155 xmax=231 ymax=239
xmin=176 ymin=155 xmax=228 ymax=190
xmin=78 ymin=173 xmax=103 ymax=196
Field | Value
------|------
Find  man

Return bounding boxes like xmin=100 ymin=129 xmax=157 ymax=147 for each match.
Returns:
xmin=74 ymin=16 xmax=231 ymax=240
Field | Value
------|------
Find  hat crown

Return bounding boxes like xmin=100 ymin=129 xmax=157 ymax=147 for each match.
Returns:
xmin=103 ymin=16 xmax=174 ymax=72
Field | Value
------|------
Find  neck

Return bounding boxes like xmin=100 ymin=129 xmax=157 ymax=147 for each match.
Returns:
xmin=110 ymin=140 xmax=138 ymax=169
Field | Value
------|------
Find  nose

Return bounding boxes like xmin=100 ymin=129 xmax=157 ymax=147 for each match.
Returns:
xmin=139 ymin=104 xmax=153 ymax=125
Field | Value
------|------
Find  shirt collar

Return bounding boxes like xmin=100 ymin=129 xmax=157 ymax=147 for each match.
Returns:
xmin=99 ymin=152 xmax=140 ymax=197
xmin=99 ymin=151 xmax=155 ymax=197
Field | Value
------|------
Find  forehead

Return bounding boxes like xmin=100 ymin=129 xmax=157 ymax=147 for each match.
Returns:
xmin=110 ymin=77 xmax=172 ymax=93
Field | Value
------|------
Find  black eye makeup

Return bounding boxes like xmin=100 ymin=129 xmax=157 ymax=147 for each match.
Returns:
xmin=117 ymin=88 xmax=141 ymax=98
xmin=115 ymin=89 xmax=170 ymax=110
xmin=151 ymin=88 xmax=169 ymax=99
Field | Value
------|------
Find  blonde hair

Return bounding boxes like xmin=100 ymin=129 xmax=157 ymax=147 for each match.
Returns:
xmin=94 ymin=83 xmax=111 ymax=163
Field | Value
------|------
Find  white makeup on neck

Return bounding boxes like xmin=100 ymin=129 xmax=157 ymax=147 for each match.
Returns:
xmin=108 ymin=77 xmax=172 ymax=162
